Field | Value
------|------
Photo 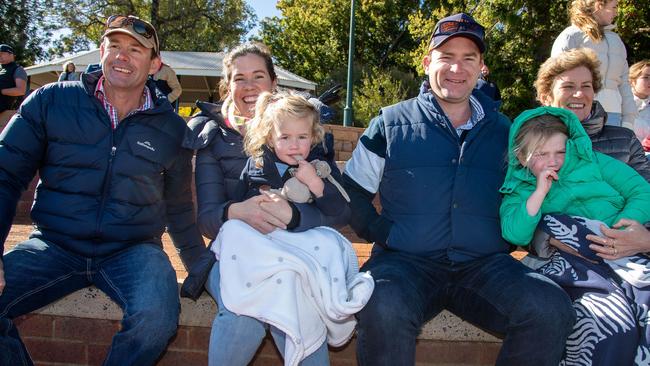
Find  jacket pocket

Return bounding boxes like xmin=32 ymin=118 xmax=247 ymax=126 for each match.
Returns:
xmin=125 ymin=132 xmax=177 ymax=173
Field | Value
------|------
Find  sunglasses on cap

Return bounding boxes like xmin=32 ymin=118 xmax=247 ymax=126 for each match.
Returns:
xmin=434 ymin=20 xmax=485 ymax=37
xmin=106 ymin=15 xmax=156 ymax=38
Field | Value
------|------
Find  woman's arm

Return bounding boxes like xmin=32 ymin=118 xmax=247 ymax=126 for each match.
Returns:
xmin=597 ymin=152 xmax=650 ymax=224
xmin=587 ymin=219 xmax=650 ymax=259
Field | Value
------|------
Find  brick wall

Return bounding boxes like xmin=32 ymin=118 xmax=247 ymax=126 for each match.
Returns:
xmin=323 ymin=124 xmax=365 ymax=161
xmin=14 ymin=313 xmax=499 ymax=366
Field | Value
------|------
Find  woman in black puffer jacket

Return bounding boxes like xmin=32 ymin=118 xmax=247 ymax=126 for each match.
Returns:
xmin=183 ymin=42 xmax=348 ymax=365
xmin=531 ymin=47 xmax=650 ymax=365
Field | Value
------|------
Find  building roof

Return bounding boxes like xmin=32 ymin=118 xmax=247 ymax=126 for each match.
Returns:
xmin=25 ymin=49 xmax=317 ymax=104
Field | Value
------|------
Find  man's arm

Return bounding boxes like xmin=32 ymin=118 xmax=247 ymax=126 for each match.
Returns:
xmin=341 ymin=115 xmax=392 ymax=245
xmin=1 ymin=78 xmax=26 ymax=97
xmin=1 ymin=67 xmax=27 ymax=98
xmin=0 ymin=89 xmax=47 ymax=255
xmin=163 ymin=146 xmax=206 ymax=269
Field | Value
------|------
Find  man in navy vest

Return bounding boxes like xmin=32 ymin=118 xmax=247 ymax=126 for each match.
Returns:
xmin=342 ymin=13 xmax=575 ymax=366
xmin=0 ymin=44 xmax=27 ymax=119
xmin=0 ymin=16 xmax=209 ymax=365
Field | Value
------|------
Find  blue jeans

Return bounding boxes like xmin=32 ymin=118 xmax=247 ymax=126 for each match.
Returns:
xmin=606 ymin=112 xmax=622 ymax=127
xmin=355 ymin=248 xmax=576 ymax=366
xmin=0 ymin=238 xmax=179 ymax=366
xmin=205 ymin=263 xmax=329 ymax=366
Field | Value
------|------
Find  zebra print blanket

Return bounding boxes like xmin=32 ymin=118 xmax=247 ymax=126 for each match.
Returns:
xmin=538 ymin=214 xmax=649 ymax=366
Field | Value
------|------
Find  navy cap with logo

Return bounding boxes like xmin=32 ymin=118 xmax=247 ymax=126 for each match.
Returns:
xmin=0 ymin=44 xmax=15 ymax=54
xmin=429 ymin=13 xmax=486 ymax=53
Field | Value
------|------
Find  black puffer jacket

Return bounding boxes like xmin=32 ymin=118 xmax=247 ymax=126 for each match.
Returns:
xmin=183 ymin=101 xmax=349 ymax=240
xmin=0 ymin=73 xmax=205 ymax=264
xmin=582 ymin=101 xmax=650 ymax=182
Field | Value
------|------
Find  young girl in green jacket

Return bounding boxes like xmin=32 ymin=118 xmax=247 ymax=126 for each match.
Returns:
xmin=500 ymin=105 xmax=650 ymax=365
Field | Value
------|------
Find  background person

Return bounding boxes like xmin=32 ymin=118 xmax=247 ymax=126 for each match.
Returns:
xmin=153 ymin=62 xmax=182 ymax=104
xmin=0 ymin=16 xmax=206 ymax=365
xmin=57 ymin=61 xmax=80 ymax=82
xmin=552 ymin=0 xmax=636 ymax=128
xmin=629 ymin=60 xmax=650 ymax=153
xmin=0 ymin=44 xmax=27 ymax=119
xmin=475 ymin=64 xmax=501 ymax=101
xmin=342 ymin=13 xmax=575 ymax=366
xmin=183 ymin=42 xmax=349 ymax=366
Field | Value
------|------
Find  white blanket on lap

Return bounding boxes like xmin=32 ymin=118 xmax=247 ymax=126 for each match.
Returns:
xmin=212 ymin=219 xmax=374 ymax=366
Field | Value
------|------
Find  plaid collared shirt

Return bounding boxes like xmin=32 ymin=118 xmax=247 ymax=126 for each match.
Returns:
xmin=94 ymin=76 xmax=154 ymax=129
xmin=454 ymin=94 xmax=485 ymax=136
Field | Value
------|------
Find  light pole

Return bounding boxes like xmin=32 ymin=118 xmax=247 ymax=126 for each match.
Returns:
xmin=342 ymin=0 xmax=356 ymax=127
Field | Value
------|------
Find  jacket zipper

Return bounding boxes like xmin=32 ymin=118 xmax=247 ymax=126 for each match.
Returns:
xmin=95 ymin=133 xmax=117 ymax=238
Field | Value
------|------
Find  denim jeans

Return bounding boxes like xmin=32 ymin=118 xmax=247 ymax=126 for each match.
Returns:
xmin=606 ymin=112 xmax=622 ymax=127
xmin=0 ymin=238 xmax=179 ymax=366
xmin=355 ymin=248 xmax=576 ymax=366
xmin=205 ymin=263 xmax=329 ymax=366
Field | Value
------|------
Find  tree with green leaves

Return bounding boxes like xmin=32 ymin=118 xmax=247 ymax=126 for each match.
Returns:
xmin=0 ymin=0 xmax=55 ymax=65
xmin=260 ymin=0 xmax=427 ymax=126
xmin=262 ymin=0 xmax=649 ymax=125
xmin=47 ymin=0 xmax=255 ymax=57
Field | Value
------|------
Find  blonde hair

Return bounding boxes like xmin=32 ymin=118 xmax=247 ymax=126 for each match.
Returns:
xmin=569 ymin=0 xmax=609 ymax=42
xmin=629 ymin=60 xmax=650 ymax=84
xmin=62 ymin=61 xmax=75 ymax=73
xmin=514 ymin=114 xmax=569 ymax=168
xmin=535 ymin=48 xmax=603 ymax=103
xmin=219 ymin=42 xmax=277 ymax=116
xmin=244 ymin=91 xmax=324 ymax=165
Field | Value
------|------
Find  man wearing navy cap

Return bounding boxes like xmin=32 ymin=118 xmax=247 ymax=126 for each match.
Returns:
xmin=0 ymin=16 xmax=210 ymax=365
xmin=0 ymin=44 xmax=27 ymax=117
xmin=343 ymin=13 xmax=575 ymax=365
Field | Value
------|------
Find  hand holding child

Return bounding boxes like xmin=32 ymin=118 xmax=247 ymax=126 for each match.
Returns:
xmin=587 ymin=218 xmax=650 ymax=260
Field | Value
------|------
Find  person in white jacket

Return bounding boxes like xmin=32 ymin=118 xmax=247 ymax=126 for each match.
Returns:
xmin=629 ymin=60 xmax=650 ymax=153
xmin=551 ymin=0 xmax=637 ymax=129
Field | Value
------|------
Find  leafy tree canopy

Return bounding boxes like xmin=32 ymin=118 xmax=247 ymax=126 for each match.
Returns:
xmin=46 ymin=0 xmax=256 ymax=57
xmin=0 ymin=0 xmax=55 ymax=65
xmin=262 ymin=0 xmax=650 ymax=124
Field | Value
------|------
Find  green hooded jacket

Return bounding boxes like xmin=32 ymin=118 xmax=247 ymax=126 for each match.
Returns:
xmin=499 ymin=106 xmax=650 ymax=246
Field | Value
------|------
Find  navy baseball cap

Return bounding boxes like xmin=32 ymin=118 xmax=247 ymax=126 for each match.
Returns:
xmin=429 ymin=13 xmax=486 ymax=53
xmin=0 ymin=44 xmax=15 ymax=54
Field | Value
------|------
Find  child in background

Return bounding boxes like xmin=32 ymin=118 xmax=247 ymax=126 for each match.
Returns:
xmin=629 ymin=60 xmax=650 ymax=154
xmin=552 ymin=0 xmax=637 ymax=128
xmin=210 ymin=90 xmax=373 ymax=366
xmin=500 ymin=106 xmax=650 ymax=365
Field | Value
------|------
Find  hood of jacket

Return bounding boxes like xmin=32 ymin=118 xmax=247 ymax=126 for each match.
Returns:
xmin=500 ymin=106 xmax=595 ymax=193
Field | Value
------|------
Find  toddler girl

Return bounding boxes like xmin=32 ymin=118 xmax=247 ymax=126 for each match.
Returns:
xmin=211 ymin=90 xmax=373 ymax=366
